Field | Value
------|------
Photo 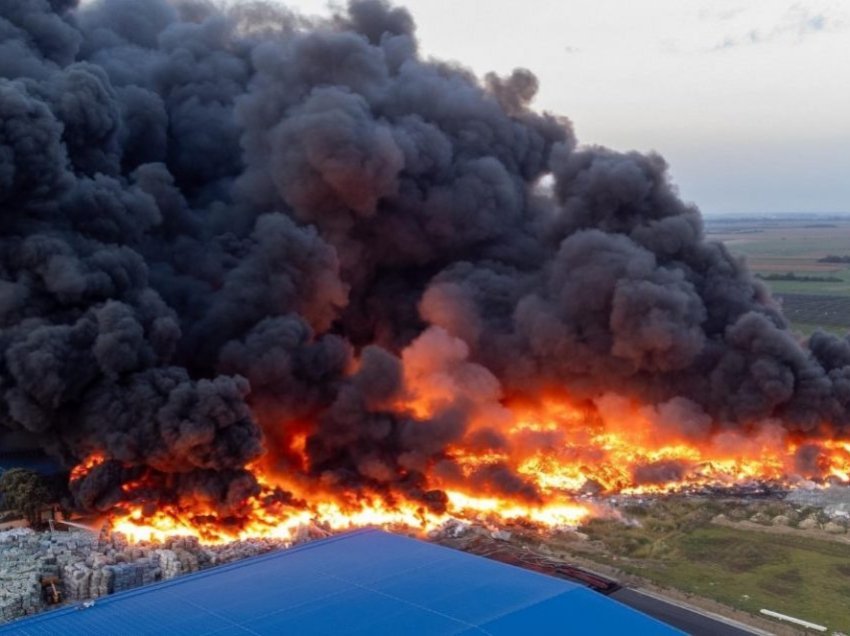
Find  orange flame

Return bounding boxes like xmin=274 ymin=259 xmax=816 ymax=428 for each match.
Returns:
xmin=69 ymin=452 xmax=106 ymax=482
xmin=87 ymin=392 xmax=850 ymax=546
xmin=69 ymin=325 xmax=850 ymax=547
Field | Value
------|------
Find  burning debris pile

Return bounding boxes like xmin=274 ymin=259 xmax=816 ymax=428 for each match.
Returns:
xmin=1 ymin=0 xmax=849 ymax=544
xmin=786 ymin=483 xmax=850 ymax=525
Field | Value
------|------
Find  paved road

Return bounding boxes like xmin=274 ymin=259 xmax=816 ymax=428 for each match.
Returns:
xmin=611 ymin=588 xmax=764 ymax=636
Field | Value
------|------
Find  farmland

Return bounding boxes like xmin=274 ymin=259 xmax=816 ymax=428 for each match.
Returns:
xmin=574 ymin=498 xmax=850 ymax=633
xmin=707 ymin=215 xmax=850 ymax=334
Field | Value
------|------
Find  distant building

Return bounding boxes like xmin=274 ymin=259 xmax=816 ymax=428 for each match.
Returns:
xmin=0 ymin=529 xmax=680 ymax=635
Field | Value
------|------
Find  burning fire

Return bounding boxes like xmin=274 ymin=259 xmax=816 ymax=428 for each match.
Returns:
xmin=69 ymin=453 xmax=106 ymax=482
xmin=71 ymin=393 xmax=850 ymax=546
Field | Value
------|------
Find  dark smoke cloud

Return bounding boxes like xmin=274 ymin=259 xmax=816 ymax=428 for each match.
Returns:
xmin=1 ymin=0 xmax=848 ymax=514
xmin=632 ymin=460 xmax=688 ymax=486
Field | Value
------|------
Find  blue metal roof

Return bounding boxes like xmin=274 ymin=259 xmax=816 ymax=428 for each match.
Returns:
xmin=1 ymin=529 xmax=681 ymax=635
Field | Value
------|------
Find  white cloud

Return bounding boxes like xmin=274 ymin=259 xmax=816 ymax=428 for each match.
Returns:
xmin=711 ymin=3 xmax=846 ymax=50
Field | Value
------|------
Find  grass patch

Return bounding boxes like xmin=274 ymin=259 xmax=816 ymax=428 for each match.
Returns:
xmin=678 ymin=533 xmax=786 ymax=572
xmin=580 ymin=509 xmax=850 ymax=632
xmin=765 ymin=270 xmax=850 ymax=297
xmin=758 ymin=567 xmax=802 ymax=596
xmin=788 ymin=322 xmax=847 ymax=337
xmin=775 ymin=294 xmax=850 ymax=328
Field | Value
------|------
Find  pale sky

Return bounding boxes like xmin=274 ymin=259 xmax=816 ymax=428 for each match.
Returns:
xmin=290 ymin=0 xmax=850 ymax=216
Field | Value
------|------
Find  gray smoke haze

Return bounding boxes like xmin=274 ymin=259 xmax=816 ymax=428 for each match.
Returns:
xmin=1 ymin=0 xmax=848 ymax=514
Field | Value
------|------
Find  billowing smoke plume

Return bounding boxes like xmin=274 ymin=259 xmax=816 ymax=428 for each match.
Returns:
xmin=1 ymin=0 xmax=847 ymax=513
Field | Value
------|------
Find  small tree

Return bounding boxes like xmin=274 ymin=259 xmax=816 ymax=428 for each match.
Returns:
xmin=0 ymin=468 xmax=52 ymax=526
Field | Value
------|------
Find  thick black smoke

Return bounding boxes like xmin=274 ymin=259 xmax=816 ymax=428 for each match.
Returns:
xmin=1 ymin=0 xmax=847 ymax=513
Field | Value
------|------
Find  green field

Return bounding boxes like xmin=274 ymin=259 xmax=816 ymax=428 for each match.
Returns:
xmin=579 ymin=507 xmax=850 ymax=632
xmin=708 ymin=216 xmax=850 ymax=334
xmin=783 ymin=322 xmax=847 ymax=337
xmin=759 ymin=270 xmax=850 ymax=296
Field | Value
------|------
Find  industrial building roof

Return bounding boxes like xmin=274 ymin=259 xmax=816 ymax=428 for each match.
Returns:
xmin=1 ymin=528 xmax=681 ymax=635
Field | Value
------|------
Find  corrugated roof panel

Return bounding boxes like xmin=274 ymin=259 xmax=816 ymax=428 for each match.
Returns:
xmin=1 ymin=529 xmax=682 ymax=635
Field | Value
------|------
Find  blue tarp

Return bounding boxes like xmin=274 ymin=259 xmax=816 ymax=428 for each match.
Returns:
xmin=1 ymin=529 xmax=681 ymax=635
